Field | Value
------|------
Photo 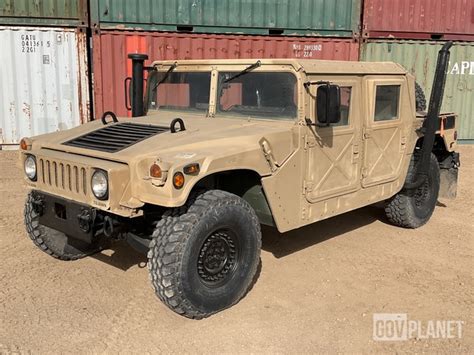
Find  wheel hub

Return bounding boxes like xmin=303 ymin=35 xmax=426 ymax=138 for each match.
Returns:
xmin=197 ymin=229 xmax=237 ymax=285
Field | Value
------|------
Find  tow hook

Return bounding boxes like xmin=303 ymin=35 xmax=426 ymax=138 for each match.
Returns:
xmin=78 ymin=209 xmax=96 ymax=233
xmin=103 ymin=216 xmax=115 ymax=237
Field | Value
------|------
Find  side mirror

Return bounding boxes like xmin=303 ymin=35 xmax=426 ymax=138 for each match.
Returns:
xmin=316 ymin=84 xmax=341 ymax=125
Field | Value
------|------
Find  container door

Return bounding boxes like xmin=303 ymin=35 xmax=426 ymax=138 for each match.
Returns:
xmin=305 ymin=78 xmax=362 ymax=203
xmin=0 ymin=27 xmax=89 ymax=146
xmin=362 ymin=77 xmax=407 ymax=187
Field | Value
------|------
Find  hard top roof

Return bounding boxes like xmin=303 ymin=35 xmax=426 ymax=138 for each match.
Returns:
xmin=152 ymin=58 xmax=408 ymax=75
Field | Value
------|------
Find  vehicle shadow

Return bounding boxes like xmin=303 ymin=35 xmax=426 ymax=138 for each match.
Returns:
xmin=262 ymin=205 xmax=385 ymax=259
xmin=92 ymin=204 xmax=390 ymax=269
xmin=92 ymin=240 xmax=147 ymax=271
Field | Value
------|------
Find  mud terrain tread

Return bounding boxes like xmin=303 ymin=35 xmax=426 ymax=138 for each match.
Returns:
xmin=24 ymin=193 xmax=89 ymax=261
xmin=385 ymin=152 xmax=439 ymax=229
xmin=415 ymin=82 xmax=427 ymax=112
xmin=147 ymin=190 xmax=261 ymax=319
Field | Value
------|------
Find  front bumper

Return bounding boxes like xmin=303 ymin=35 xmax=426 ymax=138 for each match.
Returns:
xmin=31 ymin=190 xmax=152 ymax=253
xmin=31 ymin=191 xmax=98 ymax=243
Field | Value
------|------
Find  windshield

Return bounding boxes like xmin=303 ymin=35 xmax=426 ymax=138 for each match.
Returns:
xmin=146 ymin=71 xmax=211 ymax=114
xmin=217 ymin=72 xmax=297 ymax=120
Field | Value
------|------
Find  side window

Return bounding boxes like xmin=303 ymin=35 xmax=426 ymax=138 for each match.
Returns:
xmin=374 ymin=85 xmax=400 ymax=121
xmin=333 ymin=86 xmax=352 ymax=126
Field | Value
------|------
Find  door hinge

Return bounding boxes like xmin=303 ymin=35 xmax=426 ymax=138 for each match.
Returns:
xmin=400 ymin=136 xmax=407 ymax=152
xmin=303 ymin=180 xmax=314 ymax=193
xmin=363 ymin=128 xmax=372 ymax=139
xmin=352 ymin=144 xmax=360 ymax=163
xmin=361 ymin=167 xmax=368 ymax=178
xmin=304 ymin=135 xmax=316 ymax=149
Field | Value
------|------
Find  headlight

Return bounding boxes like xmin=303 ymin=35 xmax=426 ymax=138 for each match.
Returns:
xmin=91 ymin=170 xmax=108 ymax=200
xmin=24 ymin=155 xmax=37 ymax=181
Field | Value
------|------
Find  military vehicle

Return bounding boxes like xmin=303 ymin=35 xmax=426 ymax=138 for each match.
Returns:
xmin=20 ymin=43 xmax=460 ymax=318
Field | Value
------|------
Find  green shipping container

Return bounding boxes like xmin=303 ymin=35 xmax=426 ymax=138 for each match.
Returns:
xmin=90 ymin=0 xmax=361 ymax=37
xmin=362 ymin=40 xmax=474 ymax=142
xmin=0 ymin=0 xmax=88 ymax=27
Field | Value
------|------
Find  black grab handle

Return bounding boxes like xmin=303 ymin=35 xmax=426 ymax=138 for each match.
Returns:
xmin=170 ymin=118 xmax=186 ymax=133
xmin=101 ymin=111 xmax=119 ymax=125
xmin=124 ymin=77 xmax=132 ymax=111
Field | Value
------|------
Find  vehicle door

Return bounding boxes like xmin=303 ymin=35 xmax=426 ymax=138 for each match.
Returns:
xmin=362 ymin=77 xmax=408 ymax=187
xmin=305 ymin=77 xmax=362 ymax=203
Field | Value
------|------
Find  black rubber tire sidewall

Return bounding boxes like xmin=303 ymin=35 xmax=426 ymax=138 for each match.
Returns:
xmin=408 ymin=154 xmax=440 ymax=221
xmin=180 ymin=202 xmax=260 ymax=312
xmin=385 ymin=153 xmax=440 ymax=229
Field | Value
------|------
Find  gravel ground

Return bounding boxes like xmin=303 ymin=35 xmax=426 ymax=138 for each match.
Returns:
xmin=0 ymin=146 xmax=472 ymax=353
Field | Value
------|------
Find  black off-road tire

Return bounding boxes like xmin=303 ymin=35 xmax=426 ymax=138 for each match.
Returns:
xmin=415 ymin=82 xmax=427 ymax=112
xmin=147 ymin=190 xmax=262 ymax=319
xmin=24 ymin=192 xmax=102 ymax=260
xmin=385 ymin=152 xmax=440 ymax=229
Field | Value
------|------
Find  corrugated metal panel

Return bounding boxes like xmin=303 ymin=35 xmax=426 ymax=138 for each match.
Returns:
xmin=0 ymin=26 xmax=90 ymax=146
xmin=363 ymin=0 xmax=474 ymax=41
xmin=361 ymin=40 xmax=474 ymax=141
xmin=90 ymin=0 xmax=361 ymax=37
xmin=0 ymin=0 xmax=88 ymax=27
xmin=92 ymin=31 xmax=360 ymax=118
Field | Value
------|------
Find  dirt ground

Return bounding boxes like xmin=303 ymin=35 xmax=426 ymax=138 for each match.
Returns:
xmin=0 ymin=147 xmax=472 ymax=354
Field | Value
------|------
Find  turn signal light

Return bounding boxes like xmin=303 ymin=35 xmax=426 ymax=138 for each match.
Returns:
xmin=173 ymin=172 xmax=185 ymax=189
xmin=150 ymin=163 xmax=162 ymax=178
xmin=20 ymin=138 xmax=31 ymax=150
xmin=183 ymin=163 xmax=200 ymax=175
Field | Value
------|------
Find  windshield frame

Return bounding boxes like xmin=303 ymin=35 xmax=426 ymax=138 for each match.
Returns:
xmin=145 ymin=66 xmax=214 ymax=116
xmin=145 ymin=63 xmax=303 ymax=122
xmin=215 ymin=69 xmax=300 ymax=121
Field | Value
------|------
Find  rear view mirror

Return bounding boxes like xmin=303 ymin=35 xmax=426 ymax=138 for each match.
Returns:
xmin=317 ymin=84 xmax=341 ymax=125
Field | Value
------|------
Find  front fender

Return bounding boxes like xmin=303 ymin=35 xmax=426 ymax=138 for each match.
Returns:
xmin=132 ymin=149 xmax=272 ymax=208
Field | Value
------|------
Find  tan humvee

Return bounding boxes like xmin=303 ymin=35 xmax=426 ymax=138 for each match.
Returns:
xmin=20 ymin=53 xmax=460 ymax=318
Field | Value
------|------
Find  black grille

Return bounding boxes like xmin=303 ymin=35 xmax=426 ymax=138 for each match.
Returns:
xmin=63 ymin=122 xmax=169 ymax=153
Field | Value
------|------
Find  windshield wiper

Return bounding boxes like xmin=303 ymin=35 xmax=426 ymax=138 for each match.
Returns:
xmin=152 ymin=62 xmax=178 ymax=91
xmin=224 ymin=60 xmax=261 ymax=83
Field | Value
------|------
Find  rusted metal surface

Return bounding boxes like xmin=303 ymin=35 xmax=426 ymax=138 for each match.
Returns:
xmin=92 ymin=31 xmax=360 ymax=118
xmin=90 ymin=0 xmax=361 ymax=37
xmin=363 ymin=0 xmax=474 ymax=41
xmin=362 ymin=40 xmax=474 ymax=141
xmin=0 ymin=26 xmax=90 ymax=146
xmin=0 ymin=0 xmax=88 ymax=27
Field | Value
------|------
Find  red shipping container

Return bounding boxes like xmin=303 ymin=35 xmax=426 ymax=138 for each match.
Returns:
xmin=363 ymin=0 xmax=474 ymax=41
xmin=92 ymin=31 xmax=360 ymax=118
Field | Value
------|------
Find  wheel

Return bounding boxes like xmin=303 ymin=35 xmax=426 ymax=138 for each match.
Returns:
xmin=385 ymin=152 xmax=440 ymax=228
xmin=415 ymin=82 xmax=427 ymax=112
xmin=147 ymin=190 xmax=261 ymax=319
xmin=24 ymin=192 xmax=103 ymax=260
